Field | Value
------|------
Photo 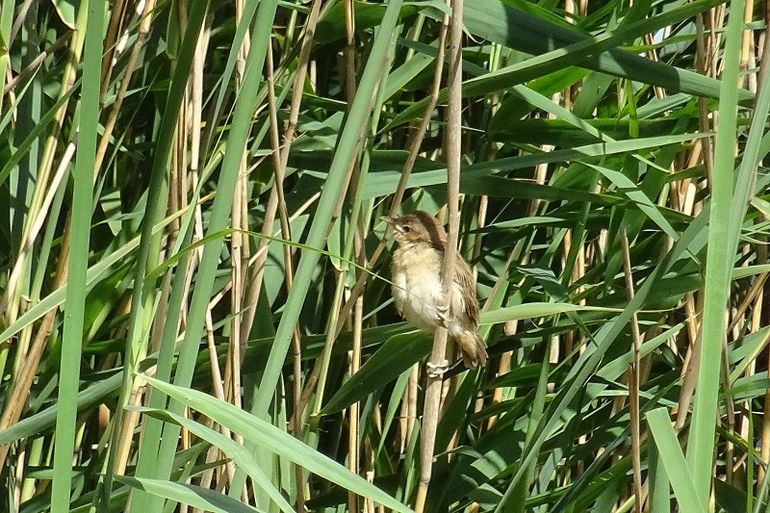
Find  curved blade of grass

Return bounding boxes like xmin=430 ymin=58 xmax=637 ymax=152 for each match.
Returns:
xmin=132 ymin=407 xmax=293 ymax=513
xmin=141 ymin=376 xmax=415 ymax=513
xmin=361 ymin=132 xmax=707 ymax=198
xmin=647 ymin=408 xmax=705 ymax=513
xmin=117 ymin=476 xmax=264 ymax=513
xmin=390 ymin=0 xmax=747 ymax=128
xmin=0 ymin=372 xmax=121 ymax=445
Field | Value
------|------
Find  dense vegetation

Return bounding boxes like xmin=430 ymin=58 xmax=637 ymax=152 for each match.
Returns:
xmin=1 ymin=0 xmax=768 ymax=511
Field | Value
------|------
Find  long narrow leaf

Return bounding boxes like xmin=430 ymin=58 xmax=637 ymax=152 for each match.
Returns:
xmin=141 ymin=376 xmax=414 ymax=513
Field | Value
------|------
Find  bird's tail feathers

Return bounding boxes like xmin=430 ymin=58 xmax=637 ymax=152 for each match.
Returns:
xmin=455 ymin=330 xmax=488 ymax=368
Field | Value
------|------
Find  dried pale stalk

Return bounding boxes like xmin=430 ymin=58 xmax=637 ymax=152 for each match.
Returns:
xmin=621 ymin=229 xmax=643 ymax=513
xmin=2 ymin=8 xmax=87 ymax=330
xmin=0 ymin=17 xmax=90 ymax=460
xmin=99 ymin=0 xmax=129 ymax=98
xmin=95 ymin=0 xmax=158 ymax=173
xmin=415 ymin=0 xmax=462 ymax=509
xmin=333 ymin=19 xmax=450 ymax=337
xmin=239 ymin=0 xmax=322 ymax=352
xmin=263 ymin=34 xmax=307 ymax=512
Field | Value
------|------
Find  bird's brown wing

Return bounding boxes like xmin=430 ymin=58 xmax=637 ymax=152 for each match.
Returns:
xmin=453 ymin=257 xmax=479 ymax=324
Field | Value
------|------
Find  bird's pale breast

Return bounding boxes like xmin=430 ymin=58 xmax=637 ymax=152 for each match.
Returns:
xmin=391 ymin=243 xmax=444 ymax=331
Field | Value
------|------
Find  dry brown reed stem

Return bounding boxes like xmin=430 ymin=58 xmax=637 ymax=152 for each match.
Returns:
xmin=235 ymin=0 xmax=251 ymax=82
xmin=264 ymin=37 xmax=307 ymax=512
xmin=740 ymin=0 xmax=754 ymax=88
xmin=346 ymin=165 xmax=374 ymax=513
xmin=220 ymin=0 xmax=246 ymax=472
xmin=99 ymin=0 xmax=127 ymax=99
xmin=759 ymin=11 xmax=770 ymax=88
xmin=415 ymin=0 xmax=462 ymax=510
xmin=264 ymin=47 xmax=296 ymax=317
xmin=0 ymin=20 xmax=91 ymax=470
xmin=347 ymin=232 xmax=365 ymax=506
xmin=331 ymin=20 xmax=450 ymax=341
xmin=473 ymin=198 xmax=488 ymax=281
xmin=349 ymin=295 xmax=365 ymax=513
xmin=338 ymin=3 xmax=366 ymax=508
xmin=341 ymin=0 xmax=358 ymax=200
xmin=297 ymin=19 xmax=450 ymax=427
xmin=2 ymin=18 xmax=85 ymax=329
xmin=743 ymin=293 xmax=763 ymax=444
xmin=95 ymin=0 xmax=157 ymax=175
xmin=3 ymin=34 xmax=71 ymax=96
xmin=0 ymin=235 xmax=70 ymax=470
xmin=203 ymin=309 xmax=237 ymax=483
xmin=676 ymin=12 xmax=715 ymax=431
xmin=238 ymin=0 xmax=322 ymax=354
xmin=344 ymin=0 xmax=357 ymax=103
xmin=405 ymin=365 xmax=419 ymax=450
xmin=340 ymin=3 xmax=362 ymax=509
xmin=344 ymin=212 xmax=374 ymax=513
xmin=620 ymin=229 xmax=643 ymax=513
xmin=761 ymin=293 xmax=770 ymax=487
xmin=266 ymin=57 xmax=295 ymax=261
xmin=676 ymin=294 xmax=703 ymax=431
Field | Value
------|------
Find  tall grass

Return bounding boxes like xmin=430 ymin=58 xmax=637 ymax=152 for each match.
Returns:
xmin=1 ymin=0 xmax=768 ymax=511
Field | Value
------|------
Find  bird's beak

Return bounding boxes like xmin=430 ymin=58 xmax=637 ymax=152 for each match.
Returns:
xmin=381 ymin=216 xmax=401 ymax=232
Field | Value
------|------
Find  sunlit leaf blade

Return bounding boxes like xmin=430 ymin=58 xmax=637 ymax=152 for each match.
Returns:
xmin=141 ymin=376 xmax=415 ymax=513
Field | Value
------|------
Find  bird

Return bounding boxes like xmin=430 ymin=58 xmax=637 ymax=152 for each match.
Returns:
xmin=382 ymin=210 xmax=487 ymax=369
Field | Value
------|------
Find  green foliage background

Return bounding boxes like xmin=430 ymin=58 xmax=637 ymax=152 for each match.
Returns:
xmin=0 ymin=0 xmax=767 ymax=511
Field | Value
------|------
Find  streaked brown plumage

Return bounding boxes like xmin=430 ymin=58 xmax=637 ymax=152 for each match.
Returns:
xmin=383 ymin=211 xmax=487 ymax=368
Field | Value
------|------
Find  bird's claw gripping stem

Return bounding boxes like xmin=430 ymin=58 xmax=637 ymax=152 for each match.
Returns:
xmin=426 ymin=359 xmax=450 ymax=379
xmin=436 ymin=302 xmax=450 ymax=328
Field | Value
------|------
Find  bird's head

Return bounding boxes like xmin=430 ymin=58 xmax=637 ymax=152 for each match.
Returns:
xmin=381 ymin=211 xmax=446 ymax=249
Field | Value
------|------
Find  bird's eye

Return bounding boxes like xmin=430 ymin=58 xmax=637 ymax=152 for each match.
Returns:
xmin=402 ymin=225 xmax=412 ymax=233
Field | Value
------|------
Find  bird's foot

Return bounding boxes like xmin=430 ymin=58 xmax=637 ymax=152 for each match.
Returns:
xmin=426 ymin=359 xmax=450 ymax=379
xmin=436 ymin=302 xmax=450 ymax=328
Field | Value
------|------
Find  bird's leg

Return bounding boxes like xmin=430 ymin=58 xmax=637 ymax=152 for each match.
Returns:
xmin=428 ymin=293 xmax=452 ymax=378
xmin=436 ymin=296 xmax=450 ymax=329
